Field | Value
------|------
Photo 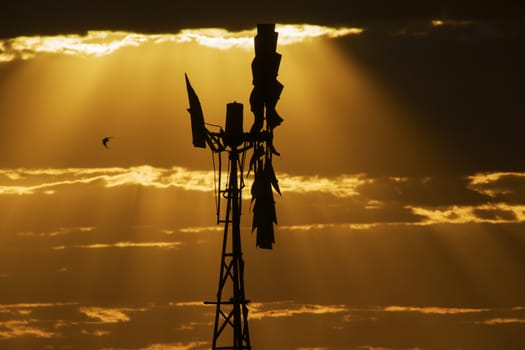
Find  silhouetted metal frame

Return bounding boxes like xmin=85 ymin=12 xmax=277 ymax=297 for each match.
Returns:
xmin=185 ymin=23 xmax=282 ymax=350
xmin=204 ymin=137 xmax=258 ymax=350
xmin=185 ymin=94 xmax=275 ymax=350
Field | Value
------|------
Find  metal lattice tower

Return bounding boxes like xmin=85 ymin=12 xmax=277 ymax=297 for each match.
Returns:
xmin=184 ymin=24 xmax=284 ymax=350
xmin=205 ymin=141 xmax=251 ymax=349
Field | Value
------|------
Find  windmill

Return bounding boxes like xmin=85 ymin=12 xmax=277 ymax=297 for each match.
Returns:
xmin=185 ymin=24 xmax=284 ymax=350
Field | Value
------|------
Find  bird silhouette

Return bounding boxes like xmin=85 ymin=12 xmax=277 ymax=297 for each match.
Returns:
xmin=102 ymin=136 xmax=113 ymax=149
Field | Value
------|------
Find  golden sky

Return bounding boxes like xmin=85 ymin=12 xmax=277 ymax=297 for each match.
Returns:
xmin=1 ymin=22 xmax=525 ymax=350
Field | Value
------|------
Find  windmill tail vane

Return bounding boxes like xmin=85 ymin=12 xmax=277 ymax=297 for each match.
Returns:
xmin=184 ymin=73 xmax=209 ymax=149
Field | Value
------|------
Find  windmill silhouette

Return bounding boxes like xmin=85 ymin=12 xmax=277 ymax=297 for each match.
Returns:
xmin=185 ymin=24 xmax=284 ymax=350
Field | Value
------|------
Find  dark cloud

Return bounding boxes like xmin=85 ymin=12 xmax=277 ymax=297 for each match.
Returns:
xmin=473 ymin=207 xmax=518 ymax=221
xmin=276 ymin=192 xmax=421 ymax=226
xmin=2 ymin=1 xmax=524 ymax=38
xmin=356 ymin=175 xmax=489 ymax=207
xmin=339 ymin=20 xmax=525 ymax=175
xmin=469 ymin=173 xmax=525 ymax=204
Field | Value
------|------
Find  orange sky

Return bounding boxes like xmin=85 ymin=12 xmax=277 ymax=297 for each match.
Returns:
xmin=1 ymin=23 xmax=525 ymax=350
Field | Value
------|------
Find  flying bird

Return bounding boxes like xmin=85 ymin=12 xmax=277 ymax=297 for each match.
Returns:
xmin=102 ymin=136 xmax=113 ymax=149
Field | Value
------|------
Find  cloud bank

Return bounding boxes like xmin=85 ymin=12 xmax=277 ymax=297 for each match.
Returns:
xmin=0 ymin=24 xmax=363 ymax=62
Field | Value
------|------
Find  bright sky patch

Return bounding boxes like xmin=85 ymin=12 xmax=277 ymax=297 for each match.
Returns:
xmin=0 ymin=24 xmax=363 ymax=62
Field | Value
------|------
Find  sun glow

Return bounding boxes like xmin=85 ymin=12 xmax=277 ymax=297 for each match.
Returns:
xmin=409 ymin=203 xmax=525 ymax=225
xmin=0 ymin=320 xmax=56 ymax=339
xmin=53 ymin=241 xmax=182 ymax=250
xmin=0 ymin=24 xmax=363 ymax=62
xmin=79 ymin=306 xmax=146 ymax=323
xmin=0 ymin=166 xmax=368 ymax=197
xmin=384 ymin=305 xmax=488 ymax=314
xmin=249 ymin=302 xmax=347 ymax=320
